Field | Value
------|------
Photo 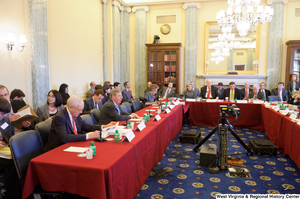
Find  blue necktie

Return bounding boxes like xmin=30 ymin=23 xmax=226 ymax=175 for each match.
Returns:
xmin=116 ymin=105 xmax=120 ymax=114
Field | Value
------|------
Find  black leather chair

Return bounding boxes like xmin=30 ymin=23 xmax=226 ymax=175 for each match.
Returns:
xmin=81 ymin=114 xmax=95 ymax=125
xmin=9 ymin=130 xmax=62 ymax=198
xmin=139 ymin=97 xmax=147 ymax=108
xmin=132 ymin=100 xmax=140 ymax=112
xmin=122 ymin=102 xmax=132 ymax=113
xmin=90 ymin=108 xmax=101 ymax=124
xmin=120 ymin=104 xmax=128 ymax=113
xmin=35 ymin=120 xmax=52 ymax=152
xmin=268 ymin=96 xmax=281 ymax=101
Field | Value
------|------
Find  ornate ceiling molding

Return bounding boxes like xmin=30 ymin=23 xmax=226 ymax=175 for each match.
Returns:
xmin=182 ymin=2 xmax=201 ymax=10
xmin=102 ymin=0 xmax=108 ymax=4
xmin=123 ymin=6 xmax=132 ymax=13
xmin=112 ymin=0 xmax=123 ymax=11
xmin=132 ymin=6 xmax=149 ymax=12
xmin=267 ymin=0 xmax=288 ymax=5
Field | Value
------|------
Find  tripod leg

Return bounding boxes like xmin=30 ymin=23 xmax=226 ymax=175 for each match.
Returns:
xmin=194 ymin=127 xmax=217 ymax=152
xmin=228 ymin=128 xmax=253 ymax=155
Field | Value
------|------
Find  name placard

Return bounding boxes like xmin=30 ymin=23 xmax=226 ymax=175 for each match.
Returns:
xmin=153 ymin=114 xmax=161 ymax=121
xmin=289 ymin=114 xmax=297 ymax=120
xmin=122 ymin=130 xmax=135 ymax=142
xmin=168 ymin=105 xmax=175 ymax=109
xmin=165 ymin=108 xmax=171 ymax=114
xmin=279 ymin=110 xmax=289 ymax=115
xmin=135 ymin=122 xmax=146 ymax=131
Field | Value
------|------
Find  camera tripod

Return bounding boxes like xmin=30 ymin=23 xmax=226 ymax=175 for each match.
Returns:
xmin=194 ymin=114 xmax=253 ymax=170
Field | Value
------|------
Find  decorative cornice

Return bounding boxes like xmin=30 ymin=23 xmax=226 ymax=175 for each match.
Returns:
xmin=123 ymin=6 xmax=131 ymax=13
xmin=102 ymin=0 xmax=108 ymax=4
xmin=132 ymin=6 xmax=149 ymax=12
xmin=112 ymin=0 xmax=122 ymax=11
xmin=267 ymin=0 xmax=288 ymax=5
xmin=182 ymin=2 xmax=201 ymax=10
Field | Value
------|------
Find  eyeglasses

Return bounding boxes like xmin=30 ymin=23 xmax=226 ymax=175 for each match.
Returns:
xmin=72 ymin=106 xmax=83 ymax=112
xmin=0 ymin=93 xmax=9 ymax=98
xmin=48 ymin=95 xmax=55 ymax=98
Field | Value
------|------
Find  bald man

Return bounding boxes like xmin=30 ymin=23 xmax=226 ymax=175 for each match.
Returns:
xmin=86 ymin=81 xmax=97 ymax=98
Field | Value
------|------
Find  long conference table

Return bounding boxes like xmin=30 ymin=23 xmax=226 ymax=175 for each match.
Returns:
xmin=22 ymin=101 xmax=300 ymax=199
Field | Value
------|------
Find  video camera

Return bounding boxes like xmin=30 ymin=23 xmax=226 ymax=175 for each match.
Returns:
xmin=220 ymin=104 xmax=241 ymax=117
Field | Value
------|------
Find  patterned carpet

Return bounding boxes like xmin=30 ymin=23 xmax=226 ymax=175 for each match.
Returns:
xmin=1 ymin=125 xmax=299 ymax=199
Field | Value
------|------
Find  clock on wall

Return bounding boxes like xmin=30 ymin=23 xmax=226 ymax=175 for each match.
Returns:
xmin=160 ymin=24 xmax=171 ymax=35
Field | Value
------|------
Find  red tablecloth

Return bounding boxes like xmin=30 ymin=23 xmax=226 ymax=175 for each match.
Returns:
xmin=22 ymin=105 xmax=183 ymax=199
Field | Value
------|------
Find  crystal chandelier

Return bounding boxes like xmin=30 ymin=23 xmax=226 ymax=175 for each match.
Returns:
xmin=216 ymin=0 xmax=274 ymax=37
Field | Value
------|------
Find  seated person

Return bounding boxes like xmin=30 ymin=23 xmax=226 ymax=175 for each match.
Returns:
xmin=82 ymin=89 xmax=104 ymax=115
xmin=145 ymin=84 xmax=159 ymax=106
xmin=241 ymin=82 xmax=253 ymax=100
xmin=145 ymin=81 xmax=159 ymax=100
xmin=271 ymin=82 xmax=289 ymax=102
xmin=190 ymin=82 xmax=200 ymax=97
xmin=247 ymin=85 xmax=266 ymax=101
xmin=223 ymin=81 xmax=242 ymax=100
xmin=183 ymin=83 xmax=196 ymax=99
xmin=259 ymin=82 xmax=271 ymax=99
xmin=95 ymin=84 xmax=103 ymax=90
xmin=122 ymin=82 xmax=134 ymax=103
xmin=101 ymin=85 xmax=111 ymax=105
xmin=86 ymin=81 xmax=97 ymax=99
xmin=291 ymin=89 xmax=300 ymax=106
xmin=59 ymin=83 xmax=70 ymax=105
xmin=200 ymin=79 xmax=218 ymax=99
xmin=287 ymin=74 xmax=300 ymax=98
xmin=45 ymin=95 xmax=115 ymax=151
xmin=159 ymin=83 xmax=175 ymax=99
xmin=114 ymin=82 xmax=121 ymax=90
xmin=99 ymin=89 xmax=140 ymax=125
xmin=36 ymin=90 xmax=64 ymax=124
xmin=0 ymin=98 xmax=22 ymax=199
xmin=10 ymin=89 xmax=25 ymax=101
xmin=217 ymin=82 xmax=224 ymax=99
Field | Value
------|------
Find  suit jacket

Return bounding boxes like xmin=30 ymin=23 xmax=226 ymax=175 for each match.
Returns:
xmin=241 ymin=88 xmax=253 ymax=99
xmin=122 ymin=89 xmax=134 ymax=103
xmin=183 ymin=90 xmax=196 ymax=99
xmin=101 ymin=93 xmax=109 ymax=105
xmin=159 ymin=87 xmax=175 ymax=99
xmin=0 ymin=117 xmax=14 ymax=144
xmin=86 ymin=88 xmax=94 ymax=99
xmin=287 ymin=81 xmax=300 ymax=98
xmin=193 ymin=88 xmax=200 ymax=97
xmin=200 ymin=86 xmax=218 ymax=99
xmin=223 ymin=88 xmax=242 ymax=100
xmin=82 ymin=98 xmax=102 ymax=115
xmin=271 ymin=88 xmax=289 ymax=102
xmin=45 ymin=108 xmax=101 ymax=151
xmin=259 ymin=89 xmax=271 ymax=99
xmin=145 ymin=89 xmax=159 ymax=100
xmin=247 ymin=91 xmax=266 ymax=101
xmin=145 ymin=92 xmax=155 ymax=102
xmin=217 ymin=88 xmax=225 ymax=99
xmin=99 ymin=99 xmax=131 ymax=125
xmin=36 ymin=104 xmax=64 ymax=124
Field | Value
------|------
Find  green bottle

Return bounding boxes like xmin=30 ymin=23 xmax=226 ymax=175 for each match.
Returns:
xmin=235 ymin=98 xmax=237 ymax=103
xmin=182 ymin=96 xmax=185 ymax=100
xmin=90 ymin=142 xmax=96 ymax=156
xmin=114 ymin=130 xmax=120 ymax=141
xmin=127 ymin=122 xmax=131 ymax=129
xmin=200 ymin=97 xmax=203 ymax=102
xmin=147 ymin=113 xmax=150 ymax=121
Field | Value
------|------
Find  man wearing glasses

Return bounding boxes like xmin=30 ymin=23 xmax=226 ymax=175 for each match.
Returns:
xmin=45 ymin=95 xmax=116 ymax=151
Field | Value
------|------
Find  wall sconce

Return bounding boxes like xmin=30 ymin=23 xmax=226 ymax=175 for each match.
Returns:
xmin=205 ymin=61 xmax=209 ymax=74
xmin=253 ymin=60 xmax=259 ymax=75
xmin=6 ymin=33 xmax=27 ymax=52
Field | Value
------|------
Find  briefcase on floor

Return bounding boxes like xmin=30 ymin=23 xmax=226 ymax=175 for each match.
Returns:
xmin=179 ymin=130 xmax=201 ymax=144
xmin=248 ymin=139 xmax=277 ymax=156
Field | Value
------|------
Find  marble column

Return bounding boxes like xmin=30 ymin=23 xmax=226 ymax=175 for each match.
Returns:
xmin=112 ymin=1 xmax=121 ymax=82
xmin=133 ymin=6 xmax=149 ymax=98
xmin=29 ymin=0 xmax=50 ymax=109
xmin=266 ymin=0 xmax=286 ymax=90
xmin=102 ymin=0 xmax=108 ymax=82
xmin=247 ymin=49 xmax=253 ymax=70
xmin=183 ymin=2 xmax=201 ymax=86
xmin=120 ymin=7 xmax=131 ymax=85
xmin=228 ymin=50 xmax=233 ymax=70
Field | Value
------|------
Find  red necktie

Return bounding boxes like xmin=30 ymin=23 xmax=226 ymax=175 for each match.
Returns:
xmin=245 ymin=90 xmax=248 ymax=98
xmin=128 ymin=90 xmax=133 ymax=100
xmin=72 ymin=117 xmax=78 ymax=135
xmin=207 ymin=88 xmax=210 ymax=99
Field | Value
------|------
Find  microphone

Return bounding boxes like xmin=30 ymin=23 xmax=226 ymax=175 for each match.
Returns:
xmin=147 ymin=107 xmax=154 ymax=117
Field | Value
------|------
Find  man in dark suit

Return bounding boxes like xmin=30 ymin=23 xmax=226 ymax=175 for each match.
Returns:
xmin=99 ymin=89 xmax=140 ymax=125
xmin=86 ymin=81 xmax=97 ymax=99
xmin=0 ymin=98 xmax=22 ymax=199
xmin=259 ymin=82 xmax=271 ymax=99
xmin=82 ymin=89 xmax=104 ymax=115
xmin=114 ymin=82 xmax=121 ymax=90
xmin=241 ymin=82 xmax=253 ymax=100
xmin=190 ymin=82 xmax=200 ymax=97
xmin=45 ymin=95 xmax=115 ymax=151
xmin=122 ymin=81 xmax=134 ymax=103
xmin=271 ymin=82 xmax=289 ymax=102
xmin=247 ymin=85 xmax=266 ymax=101
xmin=200 ymin=79 xmax=218 ymax=99
xmin=217 ymin=82 xmax=224 ymax=99
xmin=159 ymin=83 xmax=175 ymax=99
xmin=223 ymin=81 xmax=242 ymax=100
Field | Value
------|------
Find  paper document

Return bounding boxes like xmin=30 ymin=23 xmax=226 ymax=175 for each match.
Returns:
xmin=129 ymin=118 xmax=142 ymax=121
xmin=0 ymin=146 xmax=12 ymax=159
xmin=63 ymin=146 xmax=87 ymax=153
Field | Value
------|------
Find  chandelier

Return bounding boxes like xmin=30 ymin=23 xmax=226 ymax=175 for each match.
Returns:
xmin=216 ymin=0 xmax=274 ymax=37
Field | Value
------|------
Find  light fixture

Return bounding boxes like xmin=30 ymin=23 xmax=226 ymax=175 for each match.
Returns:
xmin=6 ymin=33 xmax=27 ymax=52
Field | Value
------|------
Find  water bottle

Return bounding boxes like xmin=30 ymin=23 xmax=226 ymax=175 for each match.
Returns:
xmin=200 ymin=97 xmax=203 ymax=102
xmin=235 ymin=98 xmax=237 ymax=103
xmin=114 ymin=130 xmax=120 ymax=141
xmin=158 ymin=106 xmax=161 ymax=114
xmin=147 ymin=113 xmax=150 ymax=121
xmin=86 ymin=148 xmax=93 ymax=159
xmin=182 ymin=96 xmax=185 ymax=100
xmin=89 ymin=142 xmax=96 ymax=156
xmin=127 ymin=122 xmax=131 ymax=129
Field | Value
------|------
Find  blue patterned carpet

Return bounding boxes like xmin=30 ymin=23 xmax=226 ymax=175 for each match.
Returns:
xmin=134 ymin=124 xmax=300 ymax=199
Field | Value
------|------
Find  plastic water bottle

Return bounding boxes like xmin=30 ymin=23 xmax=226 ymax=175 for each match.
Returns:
xmin=114 ymin=130 xmax=120 ymax=141
xmin=86 ymin=148 xmax=93 ymax=159
xmin=235 ymin=98 xmax=237 ymax=103
xmin=89 ymin=142 xmax=96 ymax=156
xmin=127 ymin=122 xmax=131 ymax=129
xmin=158 ymin=106 xmax=161 ymax=114
xmin=200 ymin=97 xmax=203 ymax=102
xmin=182 ymin=96 xmax=185 ymax=100
xmin=147 ymin=113 xmax=150 ymax=121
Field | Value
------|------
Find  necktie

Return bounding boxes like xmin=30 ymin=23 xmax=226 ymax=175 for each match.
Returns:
xmin=245 ymin=89 xmax=248 ymax=98
xmin=230 ymin=90 xmax=234 ymax=100
xmin=207 ymin=88 xmax=210 ymax=99
xmin=278 ymin=90 xmax=280 ymax=97
xmin=94 ymin=103 xmax=97 ymax=109
xmin=128 ymin=90 xmax=133 ymax=100
xmin=165 ymin=89 xmax=169 ymax=98
xmin=116 ymin=105 xmax=120 ymax=114
xmin=219 ymin=90 xmax=221 ymax=95
xmin=72 ymin=117 xmax=78 ymax=135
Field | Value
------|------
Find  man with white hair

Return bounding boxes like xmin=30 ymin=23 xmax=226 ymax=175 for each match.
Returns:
xmin=247 ymin=84 xmax=266 ymax=101
xmin=45 ymin=95 xmax=115 ymax=151
xmin=200 ymin=79 xmax=218 ymax=99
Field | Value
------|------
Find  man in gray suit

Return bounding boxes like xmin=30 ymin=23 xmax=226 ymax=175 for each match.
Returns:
xmin=247 ymin=85 xmax=266 ymax=101
xmin=122 ymin=81 xmax=134 ymax=103
xmin=82 ymin=89 xmax=104 ymax=115
xmin=159 ymin=83 xmax=175 ymax=99
xmin=271 ymin=82 xmax=289 ymax=102
xmin=190 ymin=82 xmax=200 ymax=97
xmin=99 ymin=89 xmax=139 ymax=125
xmin=86 ymin=81 xmax=97 ymax=99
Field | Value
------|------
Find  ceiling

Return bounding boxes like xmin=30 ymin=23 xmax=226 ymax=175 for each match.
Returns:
xmin=120 ymin=0 xmax=212 ymax=6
